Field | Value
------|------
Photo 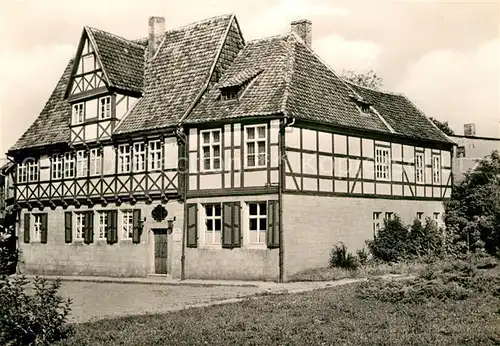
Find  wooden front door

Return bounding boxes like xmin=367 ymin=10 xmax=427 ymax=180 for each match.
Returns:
xmin=154 ymin=230 xmax=168 ymax=274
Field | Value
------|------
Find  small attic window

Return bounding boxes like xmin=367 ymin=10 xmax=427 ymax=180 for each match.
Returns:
xmin=220 ymin=86 xmax=240 ymax=101
xmin=359 ymin=103 xmax=370 ymax=113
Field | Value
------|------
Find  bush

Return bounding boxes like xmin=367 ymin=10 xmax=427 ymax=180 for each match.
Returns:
xmin=0 ymin=276 xmax=72 ymax=345
xmin=0 ymin=215 xmax=19 ymax=275
xmin=329 ymin=243 xmax=359 ymax=270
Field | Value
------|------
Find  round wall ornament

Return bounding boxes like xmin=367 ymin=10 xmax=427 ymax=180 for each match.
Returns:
xmin=152 ymin=204 xmax=168 ymax=222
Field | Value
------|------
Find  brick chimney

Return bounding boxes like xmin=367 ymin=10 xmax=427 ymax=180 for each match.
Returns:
xmin=464 ymin=123 xmax=476 ymax=136
xmin=291 ymin=19 xmax=312 ymax=48
xmin=148 ymin=16 xmax=165 ymax=58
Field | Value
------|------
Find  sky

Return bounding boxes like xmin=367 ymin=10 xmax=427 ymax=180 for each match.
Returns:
xmin=1 ymin=0 xmax=499 ymax=159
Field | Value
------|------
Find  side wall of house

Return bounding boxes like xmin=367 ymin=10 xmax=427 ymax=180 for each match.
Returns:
xmin=282 ymin=194 xmax=445 ymax=277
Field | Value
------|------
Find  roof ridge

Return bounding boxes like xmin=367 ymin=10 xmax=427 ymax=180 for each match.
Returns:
xmin=164 ymin=13 xmax=233 ymax=34
xmin=345 ymin=80 xmax=405 ymax=97
xmin=85 ymin=26 xmax=145 ymax=49
xmin=246 ymin=34 xmax=289 ymax=44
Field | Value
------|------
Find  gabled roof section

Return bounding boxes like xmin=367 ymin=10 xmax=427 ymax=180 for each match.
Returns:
xmin=218 ymin=66 xmax=263 ymax=89
xmin=347 ymin=83 xmax=453 ymax=143
xmin=114 ymin=14 xmax=235 ymax=134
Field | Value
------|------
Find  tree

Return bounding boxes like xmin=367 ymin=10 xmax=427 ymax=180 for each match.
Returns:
xmin=340 ymin=69 xmax=383 ymax=90
xmin=445 ymin=150 xmax=500 ymax=256
xmin=430 ymin=117 xmax=455 ymax=135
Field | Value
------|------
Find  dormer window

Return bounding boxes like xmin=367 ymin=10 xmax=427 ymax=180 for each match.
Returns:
xmin=218 ymin=67 xmax=263 ymax=102
xmin=359 ymin=103 xmax=370 ymax=114
xmin=73 ymin=103 xmax=84 ymax=124
xmin=99 ymin=96 xmax=111 ymax=119
xmin=220 ymin=86 xmax=240 ymax=101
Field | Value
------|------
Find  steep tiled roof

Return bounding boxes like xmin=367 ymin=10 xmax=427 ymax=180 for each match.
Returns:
xmin=114 ymin=14 xmax=233 ymax=134
xmin=347 ymin=83 xmax=453 ymax=143
xmin=10 ymin=61 xmax=73 ymax=151
xmin=218 ymin=66 xmax=263 ymax=88
xmin=87 ymin=27 xmax=145 ymax=94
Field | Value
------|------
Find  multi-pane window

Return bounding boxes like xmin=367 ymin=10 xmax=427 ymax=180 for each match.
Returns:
xmin=248 ymin=202 xmax=267 ymax=244
xmin=456 ymin=146 xmax=466 ymax=158
xmin=204 ymin=204 xmax=222 ymax=245
xmin=375 ymin=147 xmax=390 ymax=180
xmin=118 ymin=145 xmax=131 ymax=173
xmin=18 ymin=159 xmax=38 ymax=183
xmin=415 ymin=152 xmax=424 ymax=183
xmin=432 ymin=155 xmax=441 ymax=184
xmin=52 ymin=154 xmax=63 ymax=180
xmin=134 ymin=143 xmax=145 ymax=172
xmin=75 ymin=213 xmax=85 ymax=240
xmin=73 ymin=103 xmax=84 ymax=124
xmin=416 ymin=212 xmax=424 ymax=221
xmin=89 ymin=148 xmax=102 ymax=176
xmin=76 ymin=150 xmax=88 ymax=177
xmin=97 ymin=212 xmax=108 ymax=240
xmin=33 ymin=214 xmax=42 ymax=242
xmin=385 ymin=212 xmax=394 ymax=221
xmin=121 ymin=211 xmax=133 ymax=239
xmin=64 ymin=152 xmax=75 ymax=178
xmin=148 ymin=140 xmax=162 ymax=171
xmin=201 ymin=129 xmax=221 ymax=171
xmin=433 ymin=212 xmax=440 ymax=222
xmin=373 ymin=212 xmax=381 ymax=235
xmin=245 ymin=125 xmax=267 ymax=167
xmin=99 ymin=96 xmax=111 ymax=119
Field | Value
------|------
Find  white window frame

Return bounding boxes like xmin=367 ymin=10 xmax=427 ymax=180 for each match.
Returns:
xmin=64 ymin=152 xmax=75 ymax=178
xmin=416 ymin=212 xmax=424 ymax=221
xmin=204 ymin=204 xmax=222 ymax=245
xmin=73 ymin=103 xmax=84 ymax=124
xmin=373 ymin=212 xmax=381 ymax=234
xmin=248 ymin=201 xmax=267 ymax=245
xmin=244 ymin=124 xmax=267 ymax=168
xmin=89 ymin=148 xmax=102 ymax=176
xmin=52 ymin=154 xmax=63 ymax=180
xmin=415 ymin=152 xmax=424 ymax=184
xmin=148 ymin=140 xmax=162 ymax=171
xmin=99 ymin=96 xmax=111 ymax=119
xmin=200 ymin=129 xmax=221 ymax=172
xmin=33 ymin=214 xmax=42 ymax=242
xmin=375 ymin=147 xmax=390 ymax=181
xmin=97 ymin=212 xmax=108 ymax=240
xmin=118 ymin=144 xmax=131 ymax=173
xmin=433 ymin=212 xmax=440 ymax=222
xmin=432 ymin=155 xmax=441 ymax=184
xmin=385 ymin=212 xmax=394 ymax=221
xmin=17 ymin=162 xmax=27 ymax=184
xmin=75 ymin=213 xmax=85 ymax=241
xmin=76 ymin=150 xmax=88 ymax=178
xmin=121 ymin=210 xmax=133 ymax=240
xmin=133 ymin=142 xmax=146 ymax=172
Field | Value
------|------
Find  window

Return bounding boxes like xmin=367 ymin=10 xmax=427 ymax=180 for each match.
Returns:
xmin=52 ymin=154 xmax=63 ymax=180
xmin=75 ymin=213 xmax=85 ymax=240
xmin=17 ymin=162 xmax=27 ymax=183
xmin=201 ymin=129 xmax=221 ymax=171
xmin=456 ymin=146 xmax=466 ymax=158
xmin=18 ymin=159 xmax=38 ymax=183
xmin=148 ymin=140 xmax=162 ymax=171
xmin=416 ymin=212 xmax=424 ymax=221
xmin=33 ymin=214 xmax=42 ymax=242
xmin=134 ymin=143 xmax=145 ymax=172
xmin=204 ymin=204 xmax=222 ymax=245
xmin=415 ymin=152 xmax=424 ymax=183
xmin=99 ymin=96 xmax=111 ymax=119
xmin=245 ymin=125 xmax=267 ymax=167
xmin=121 ymin=211 xmax=133 ymax=239
xmin=220 ymin=86 xmax=239 ymax=100
xmin=118 ymin=145 xmax=131 ymax=173
xmin=248 ymin=202 xmax=267 ymax=244
xmin=97 ymin=212 xmax=108 ymax=240
xmin=373 ymin=212 xmax=381 ymax=235
xmin=433 ymin=212 xmax=440 ymax=222
xmin=64 ymin=152 xmax=75 ymax=178
xmin=385 ymin=212 xmax=394 ymax=221
xmin=76 ymin=150 xmax=88 ymax=177
xmin=73 ymin=103 xmax=84 ymax=124
xmin=432 ymin=155 xmax=441 ymax=184
xmin=375 ymin=147 xmax=390 ymax=180
xmin=89 ymin=148 xmax=102 ymax=176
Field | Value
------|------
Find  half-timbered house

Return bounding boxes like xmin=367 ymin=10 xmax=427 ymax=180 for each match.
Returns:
xmin=7 ymin=15 xmax=454 ymax=281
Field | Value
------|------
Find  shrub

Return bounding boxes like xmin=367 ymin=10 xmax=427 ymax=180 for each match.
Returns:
xmin=0 ymin=223 xmax=18 ymax=275
xmin=329 ymin=243 xmax=359 ymax=270
xmin=356 ymin=248 xmax=369 ymax=265
xmin=0 ymin=276 xmax=72 ymax=345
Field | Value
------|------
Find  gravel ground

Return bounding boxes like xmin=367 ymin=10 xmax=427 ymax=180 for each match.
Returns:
xmin=60 ymin=281 xmax=262 ymax=323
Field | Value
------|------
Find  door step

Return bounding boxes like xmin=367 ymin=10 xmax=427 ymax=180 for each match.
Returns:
xmin=147 ymin=274 xmax=172 ymax=279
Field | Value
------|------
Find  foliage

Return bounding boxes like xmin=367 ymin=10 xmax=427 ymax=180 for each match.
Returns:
xmin=367 ymin=216 xmax=445 ymax=262
xmin=445 ymin=150 xmax=500 ymax=256
xmin=429 ymin=117 xmax=455 ymax=135
xmin=0 ymin=276 xmax=72 ymax=345
xmin=0 ymin=220 xmax=18 ymax=275
xmin=340 ymin=69 xmax=383 ymax=90
xmin=329 ymin=242 xmax=359 ymax=270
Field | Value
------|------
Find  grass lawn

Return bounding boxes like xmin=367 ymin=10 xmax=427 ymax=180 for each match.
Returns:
xmin=58 ymin=279 xmax=500 ymax=345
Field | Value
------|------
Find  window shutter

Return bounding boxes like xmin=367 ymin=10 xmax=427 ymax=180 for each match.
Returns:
xmin=84 ymin=211 xmax=94 ymax=244
xmin=132 ymin=209 xmax=142 ymax=244
xmin=40 ymin=214 xmax=48 ymax=244
xmin=232 ymin=203 xmax=241 ymax=248
xmin=222 ymin=202 xmax=234 ymax=248
xmin=186 ymin=203 xmax=198 ymax=248
xmin=107 ymin=210 xmax=118 ymax=244
xmin=267 ymin=201 xmax=280 ymax=249
xmin=24 ymin=213 xmax=30 ymax=243
xmin=64 ymin=212 xmax=72 ymax=243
